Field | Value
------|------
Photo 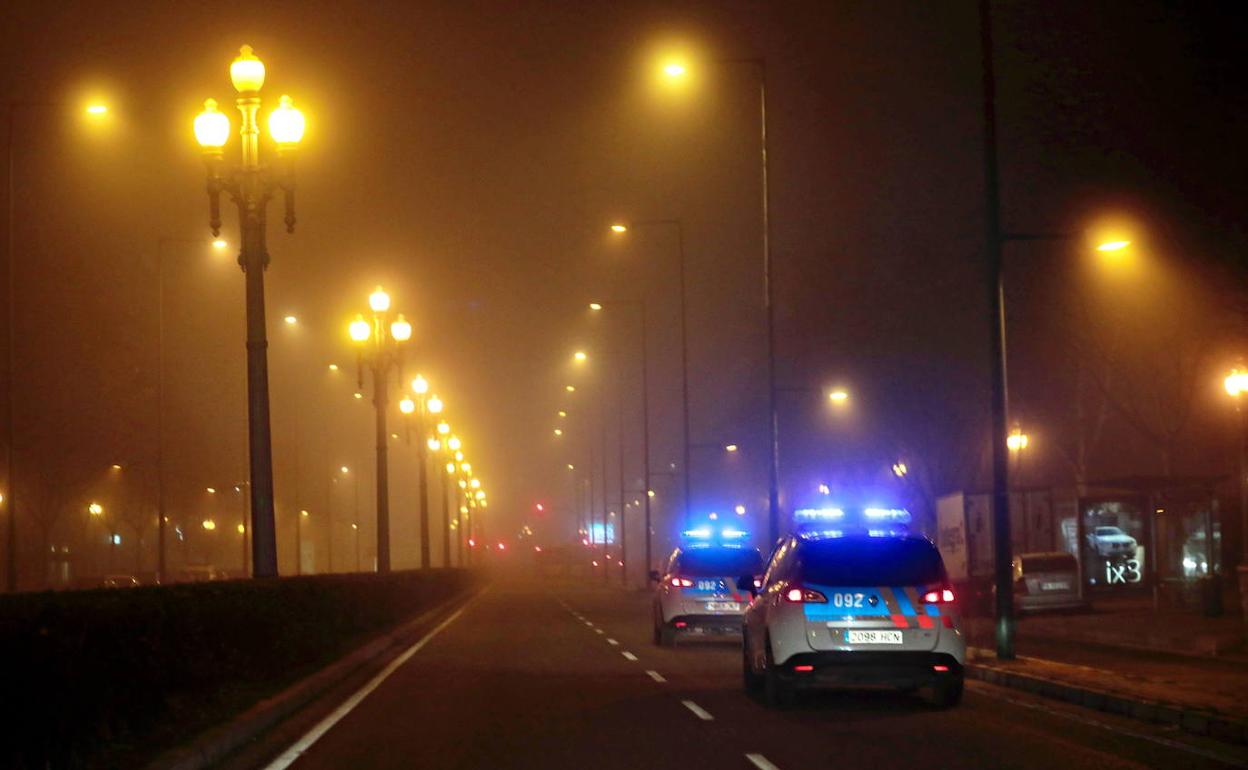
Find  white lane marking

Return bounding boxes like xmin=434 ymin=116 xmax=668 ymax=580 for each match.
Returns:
xmin=595 ymin=628 xmax=604 ymax=635
xmin=646 ymin=669 xmax=667 ymax=683
xmin=681 ymin=699 xmax=714 ymax=721
xmin=979 ymin=686 xmax=1243 ymax=766
xmin=622 ymin=651 xmax=638 ymax=661
xmin=584 ymin=621 xmax=594 ymax=627
xmin=607 ymin=638 xmax=619 ymax=646
xmin=262 ymin=592 xmax=483 ymax=770
xmin=745 ymin=753 xmax=781 ymax=770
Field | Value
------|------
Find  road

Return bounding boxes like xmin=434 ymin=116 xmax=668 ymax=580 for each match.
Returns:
xmin=251 ymin=573 xmax=1247 ymax=769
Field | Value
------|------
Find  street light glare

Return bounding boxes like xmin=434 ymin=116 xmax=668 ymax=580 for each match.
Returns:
xmin=206 ymin=487 xmax=216 ymax=494
xmin=230 ymin=45 xmax=266 ymax=93
xmin=412 ymin=375 xmax=430 ymax=394
xmin=1226 ymin=369 xmax=1248 ymax=396
xmin=565 ymin=385 xmax=575 ymax=392
xmin=1007 ymin=429 xmax=1030 ymax=451
xmin=268 ymin=95 xmax=306 ymax=145
xmin=237 ymin=523 xmax=246 ymax=534
xmin=573 ymin=350 xmax=588 ymax=363
xmin=212 ymin=238 xmax=229 ymax=250
xmin=283 ymin=315 xmax=297 ymax=325
xmin=437 ymin=421 xmax=451 ymax=435
xmin=349 ymin=314 xmax=371 ymax=342
xmin=609 ymin=224 xmax=628 ymax=233
xmin=202 ymin=519 xmax=216 ymax=530
xmin=828 ymin=389 xmax=850 ymax=404
xmin=328 ymin=364 xmax=339 ymax=372
xmin=1096 ymin=240 xmax=1131 ymax=252
xmin=554 ymin=428 xmax=563 ymax=436
xmin=88 ymin=502 xmax=103 ymax=516
xmin=193 ymin=98 xmax=231 ymax=149
xmin=428 ymin=438 xmax=442 ymax=451
xmin=663 ymin=62 xmax=687 ymax=78
xmin=369 ymin=286 xmax=391 ymax=313
xmin=589 ymin=302 xmax=603 ymax=311
xmin=340 ymin=466 xmax=350 ymax=474
xmin=448 ymin=436 xmax=462 ymax=450
xmin=390 ymin=315 xmax=412 ymax=342
xmin=428 ymin=396 xmax=445 ymax=414
xmin=724 ymin=444 xmax=739 ymax=453
xmin=399 ymin=397 xmax=416 ymax=415
xmin=85 ymin=104 xmax=108 ymax=115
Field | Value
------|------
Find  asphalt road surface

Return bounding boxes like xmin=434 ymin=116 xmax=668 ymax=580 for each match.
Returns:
xmin=249 ymin=572 xmax=1248 ymax=769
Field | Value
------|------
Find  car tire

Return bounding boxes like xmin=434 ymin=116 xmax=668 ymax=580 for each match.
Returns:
xmin=762 ymin=640 xmax=794 ymax=709
xmin=742 ymin=634 xmax=762 ymax=694
xmin=929 ymin=675 xmax=964 ymax=708
xmin=659 ymin=624 xmax=677 ymax=647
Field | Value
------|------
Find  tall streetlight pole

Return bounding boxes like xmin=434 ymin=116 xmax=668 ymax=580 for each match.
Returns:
xmin=400 ymin=377 xmax=441 ymax=569
xmin=589 ymin=300 xmax=651 ymax=583
xmin=348 ymin=288 xmax=412 ymax=573
xmin=610 ymin=220 xmax=690 ymax=529
xmin=193 ymin=46 xmax=306 ymax=578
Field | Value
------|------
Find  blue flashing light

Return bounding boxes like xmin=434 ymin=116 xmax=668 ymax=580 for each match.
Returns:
xmin=863 ymin=507 xmax=912 ymax=523
xmin=794 ymin=507 xmax=845 ymax=522
xmin=683 ymin=527 xmax=713 ymax=540
xmin=798 ymin=528 xmax=844 ymax=540
xmin=720 ymin=527 xmax=748 ymax=540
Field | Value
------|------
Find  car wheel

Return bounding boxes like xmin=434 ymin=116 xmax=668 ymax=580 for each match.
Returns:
xmin=742 ymin=633 xmax=762 ymax=694
xmin=929 ymin=674 xmax=964 ymax=708
xmin=762 ymin=639 xmax=794 ymax=709
xmin=659 ymin=624 xmax=677 ymax=647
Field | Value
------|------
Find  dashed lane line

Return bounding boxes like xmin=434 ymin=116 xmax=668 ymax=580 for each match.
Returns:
xmin=745 ymin=753 xmax=781 ymax=770
xmin=646 ymin=670 xmax=667 ymax=683
xmin=607 ymin=638 xmax=619 ymax=646
xmin=622 ymin=651 xmax=638 ymax=661
xmin=681 ymin=700 xmax=714 ymax=721
xmin=595 ymin=628 xmax=604 ymax=635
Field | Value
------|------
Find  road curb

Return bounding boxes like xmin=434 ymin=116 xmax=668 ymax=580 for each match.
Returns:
xmin=966 ymin=647 xmax=1248 ymax=745
xmin=146 ymin=590 xmax=477 ymax=770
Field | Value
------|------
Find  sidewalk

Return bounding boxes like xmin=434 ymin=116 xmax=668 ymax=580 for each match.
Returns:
xmin=965 ymin=597 xmax=1248 ymax=743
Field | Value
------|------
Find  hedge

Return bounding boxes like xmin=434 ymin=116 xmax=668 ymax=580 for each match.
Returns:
xmin=0 ymin=568 xmax=480 ymax=768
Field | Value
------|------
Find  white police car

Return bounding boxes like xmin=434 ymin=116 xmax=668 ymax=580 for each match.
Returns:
xmin=651 ymin=527 xmax=765 ymax=647
xmin=740 ymin=507 xmax=965 ymax=707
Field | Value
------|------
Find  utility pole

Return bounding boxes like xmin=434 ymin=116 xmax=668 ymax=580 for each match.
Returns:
xmin=979 ymin=0 xmax=1016 ymax=660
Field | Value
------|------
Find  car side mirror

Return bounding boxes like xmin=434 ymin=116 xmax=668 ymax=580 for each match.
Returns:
xmin=648 ymin=570 xmax=661 ymax=583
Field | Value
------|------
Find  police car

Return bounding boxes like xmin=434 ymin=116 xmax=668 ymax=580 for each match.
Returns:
xmin=740 ymin=507 xmax=965 ymax=707
xmin=650 ymin=526 xmax=765 ymax=647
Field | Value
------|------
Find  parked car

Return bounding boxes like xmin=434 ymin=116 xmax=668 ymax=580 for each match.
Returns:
xmin=1012 ymin=552 xmax=1087 ymax=613
xmin=177 ymin=565 xmax=227 ymax=583
xmin=100 ymin=574 xmax=141 ymax=589
xmin=1085 ymin=526 xmax=1137 ymax=559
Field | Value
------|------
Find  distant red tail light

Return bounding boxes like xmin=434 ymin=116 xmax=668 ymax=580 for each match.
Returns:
xmin=933 ymin=665 xmax=950 ymax=672
xmin=793 ymin=664 xmax=815 ymax=672
xmin=921 ymin=588 xmax=955 ymax=604
xmin=674 ymin=621 xmax=688 ymax=628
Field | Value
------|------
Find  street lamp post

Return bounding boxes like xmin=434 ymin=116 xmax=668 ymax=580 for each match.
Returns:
xmin=590 ymin=300 xmax=651 ymax=584
xmin=348 ymin=288 xmax=412 ymax=572
xmin=193 ymin=46 xmax=306 ymax=578
xmin=610 ymin=220 xmax=690 ymax=530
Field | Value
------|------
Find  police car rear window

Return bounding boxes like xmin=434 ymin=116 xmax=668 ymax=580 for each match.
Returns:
xmin=675 ymin=549 xmax=763 ymax=577
xmin=796 ymin=539 xmax=945 ymax=587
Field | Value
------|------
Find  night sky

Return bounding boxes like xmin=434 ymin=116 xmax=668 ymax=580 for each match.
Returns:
xmin=3 ymin=1 xmax=1246 ymax=579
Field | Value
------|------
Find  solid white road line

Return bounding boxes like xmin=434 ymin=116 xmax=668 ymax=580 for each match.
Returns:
xmin=606 ymin=638 xmax=619 ymax=646
xmin=621 ymin=651 xmax=638 ymax=661
xmin=261 ymin=593 xmax=482 ymax=770
xmin=645 ymin=670 xmax=667 ymax=683
xmin=745 ymin=753 xmax=781 ymax=770
xmin=681 ymin=700 xmax=714 ymax=721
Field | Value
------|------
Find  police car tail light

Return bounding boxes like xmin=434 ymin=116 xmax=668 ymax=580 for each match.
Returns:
xmin=921 ymin=588 xmax=956 ymax=604
xmin=784 ymin=585 xmax=827 ymax=603
xmin=670 ymin=576 xmax=694 ymax=588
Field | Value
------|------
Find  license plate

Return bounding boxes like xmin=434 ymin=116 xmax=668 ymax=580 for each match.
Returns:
xmin=706 ymin=602 xmax=740 ymax=612
xmin=1041 ymin=582 xmax=1071 ymax=591
xmin=846 ymin=629 xmax=903 ymax=645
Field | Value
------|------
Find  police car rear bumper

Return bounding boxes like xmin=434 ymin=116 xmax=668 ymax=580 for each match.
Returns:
xmin=779 ymin=651 xmax=963 ymax=688
xmin=667 ymin=614 xmax=744 ymax=635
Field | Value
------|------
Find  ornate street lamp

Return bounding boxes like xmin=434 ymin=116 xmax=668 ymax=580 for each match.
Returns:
xmin=349 ymin=286 xmax=411 ymax=572
xmin=193 ymin=45 xmax=305 ymax=578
